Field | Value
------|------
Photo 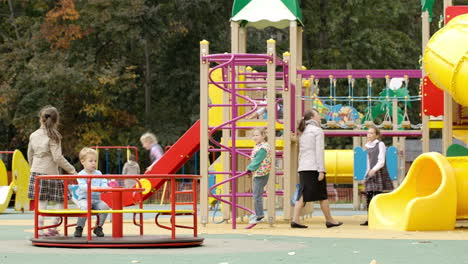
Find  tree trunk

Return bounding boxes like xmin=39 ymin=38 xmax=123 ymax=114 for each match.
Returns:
xmin=144 ymin=38 xmax=151 ymax=125
xmin=7 ymin=0 xmax=20 ymax=40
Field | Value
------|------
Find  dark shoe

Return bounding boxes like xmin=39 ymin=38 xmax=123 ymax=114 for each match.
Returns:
xmin=74 ymin=226 xmax=83 ymax=238
xmin=290 ymin=221 xmax=308 ymax=228
xmin=360 ymin=221 xmax=368 ymax=226
xmin=326 ymin=221 xmax=343 ymax=228
xmin=93 ymin=226 xmax=104 ymax=237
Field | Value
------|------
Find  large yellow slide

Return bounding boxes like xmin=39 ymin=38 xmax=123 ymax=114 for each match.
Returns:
xmin=370 ymin=14 xmax=468 ymax=231
xmin=369 ymin=152 xmax=468 ymax=231
xmin=423 ymin=14 xmax=468 ymax=107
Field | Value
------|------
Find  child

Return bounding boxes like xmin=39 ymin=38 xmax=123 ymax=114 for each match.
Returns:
xmin=122 ymin=154 xmax=140 ymax=188
xmin=74 ymin=147 xmax=110 ymax=237
xmin=361 ymin=125 xmax=393 ymax=226
xmin=140 ymin=132 xmax=164 ymax=172
xmin=27 ymin=105 xmax=77 ymax=237
xmin=246 ymin=128 xmax=272 ymax=224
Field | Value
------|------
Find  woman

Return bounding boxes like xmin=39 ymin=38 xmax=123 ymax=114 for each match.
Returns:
xmin=291 ymin=109 xmax=342 ymax=229
xmin=361 ymin=125 xmax=394 ymax=226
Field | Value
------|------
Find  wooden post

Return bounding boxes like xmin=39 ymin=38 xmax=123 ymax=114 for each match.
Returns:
xmin=282 ymin=52 xmax=293 ymax=220
xmin=199 ymin=40 xmax=210 ymax=226
xmin=352 ymin=136 xmax=362 ymax=210
xmin=239 ymin=26 xmax=247 ymax=53
xmin=392 ymin=99 xmax=399 ymax=147
xmin=231 ymin=21 xmax=240 ymax=54
xmin=421 ymin=11 xmax=430 ymax=153
xmin=442 ymin=0 xmax=453 ymax=155
xmin=266 ymin=39 xmax=276 ymax=225
xmin=399 ymin=137 xmax=406 ymax=184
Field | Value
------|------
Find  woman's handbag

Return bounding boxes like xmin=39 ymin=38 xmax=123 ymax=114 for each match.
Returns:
xmin=290 ymin=183 xmax=300 ymax=206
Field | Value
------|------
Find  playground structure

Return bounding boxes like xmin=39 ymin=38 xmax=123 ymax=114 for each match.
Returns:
xmin=199 ymin=0 xmax=468 ymax=229
xmin=0 ymin=150 xmax=30 ymax=213
xmin=200 ymin=1 xmax=432 ymax=228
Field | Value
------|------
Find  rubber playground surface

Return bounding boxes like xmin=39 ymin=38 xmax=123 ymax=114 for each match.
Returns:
xmin=1 ymin=205 xmax=468 ymax=264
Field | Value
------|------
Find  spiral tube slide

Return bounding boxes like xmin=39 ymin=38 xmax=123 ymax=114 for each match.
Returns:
xmin=423 ymin=14 xmax=468 ymax=107
xmin=369 ymin=152 xmax=468 ymax=231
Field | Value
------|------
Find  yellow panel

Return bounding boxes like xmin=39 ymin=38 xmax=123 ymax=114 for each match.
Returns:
xmin=228 ymin=139 xmax=285 ymax=148
xmin=237 ymin=121 xmax=284 ymax=130
xmin=453 ymin=130 xmax=468 ymax=144
xmin=324 ymin=150 xmax=354 ymax=184
xmin=208 ymin=68 xmax=224 ymax=127
xmin=428 ymin=121 xmax=444 ymax=129
xmin=0 ymin=160 xmax=7 ymax=186
xmin=12 ymin=150 xmax=30 ymax=211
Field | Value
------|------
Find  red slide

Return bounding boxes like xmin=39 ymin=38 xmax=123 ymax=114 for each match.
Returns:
xmin=102 ymin=120 xmax=200 ymax=207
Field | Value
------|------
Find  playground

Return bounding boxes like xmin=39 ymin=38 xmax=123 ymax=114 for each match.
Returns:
xmin=0 ymin=0 xmax=468 ymax=262
xmin=1 ymin=206 xmax=468 ymax=264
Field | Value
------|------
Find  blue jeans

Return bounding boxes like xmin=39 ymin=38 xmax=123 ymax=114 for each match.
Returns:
xmin=76 ymin=199 xmax=109 ymax=227
xmin=253 ymin=175 xmax=269 ymax=217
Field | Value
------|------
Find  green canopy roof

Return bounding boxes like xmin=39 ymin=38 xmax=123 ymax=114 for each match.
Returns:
xmin=231 ymin=0 xmax=303 ymax=29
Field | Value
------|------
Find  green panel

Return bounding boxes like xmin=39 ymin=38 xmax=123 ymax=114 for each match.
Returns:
xmin=421 ymin=0 xmax=436 ymax=22
xmin=447 ymin=144 xmax=468 ymax=157
xmin=232 ymin=0 xmax=252 ymax=17
xmin=281 ymin=0 xmax=303 ymax=21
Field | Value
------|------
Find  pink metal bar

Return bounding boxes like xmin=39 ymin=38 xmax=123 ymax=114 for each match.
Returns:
xmin=324 ymin=130 xmax=423 ymax=137
xmin=297 ymin=69 xmax=422 ymax=79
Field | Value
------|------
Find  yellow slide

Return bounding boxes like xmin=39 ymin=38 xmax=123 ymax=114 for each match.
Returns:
xmin=0 ymin=159 xmax=13 ymax=213
xmin=369 ymin=152 xmax=468 ymax=231
xmin=423 ymin=14 xmax=468 ymax=107
xmin=0 ymin=150 xmax=30 ymax=213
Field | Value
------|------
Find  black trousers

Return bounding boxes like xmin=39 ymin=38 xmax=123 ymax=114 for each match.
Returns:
xmin=366 ymin=191 xmax=382 ymax=210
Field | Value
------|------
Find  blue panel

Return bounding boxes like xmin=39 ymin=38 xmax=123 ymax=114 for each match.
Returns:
xmin=354 ymin=147 xmax=367 ymax=180
xmin=386 ymin=146 xmax=398 ymax=181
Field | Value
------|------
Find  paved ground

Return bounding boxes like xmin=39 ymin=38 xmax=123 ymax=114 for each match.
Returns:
xmin=1 ymin=205 xmax=468 ymax=264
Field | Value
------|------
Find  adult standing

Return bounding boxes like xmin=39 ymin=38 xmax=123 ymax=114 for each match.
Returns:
xmin=360 ymin=125 xmax=394 ymax=226
xmin=291 ymin=109 xmax=343 ymax=229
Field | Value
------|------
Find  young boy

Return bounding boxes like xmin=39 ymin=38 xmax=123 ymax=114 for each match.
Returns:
xmin=74 ymin=147 xmax=110 ymax=238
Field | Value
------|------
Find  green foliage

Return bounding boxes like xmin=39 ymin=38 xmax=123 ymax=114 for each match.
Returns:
xmin=0 ymin=0 xmax=438 ymax=163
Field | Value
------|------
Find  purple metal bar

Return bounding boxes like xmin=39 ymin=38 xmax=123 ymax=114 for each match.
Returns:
xmin=291 ymin=83 xmax=296 ymax=133
xmin=209 ymin=80 xmax=267 ymax=85
xmin=324 ymin=130 xmax=423 ymax=137
xmin=204 ymin=53 xmax=272 ymax=60
xmin=216 ymin=190 xmax=285 ymax=198
xmin=209 ymin=103 xmax=267 ymax=107
xmin=235 ymin=88 xmax=284 ymax=91
xmin=297 ymin=69 xmax=422 ymax=79
xmin=240 ymin=72 xmax=284 ymax=78
xmin=230 ymin=58 xmax=238 ymax=229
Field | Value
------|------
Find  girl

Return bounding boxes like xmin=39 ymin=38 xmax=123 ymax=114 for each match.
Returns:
xmin=246 ymin=128 xmax=272 ymax=224
xmin=140 ymin=132 xmax=164 ymax=172
xmin=292 ymin=109 xmax=342 ymax=229
xmin=27 ymin=106 xmax=77 ymax=236
xmin=361 ymin=125 xmax=394 ymax=226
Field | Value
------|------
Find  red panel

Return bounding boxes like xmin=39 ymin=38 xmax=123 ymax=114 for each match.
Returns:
xmin=445 ymin=6 xmax=468 ymax=24
xmin=102 ymin=120 xmax=200 ymax=207
xmin=422 ymin=76 xmax=444 ymax=117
